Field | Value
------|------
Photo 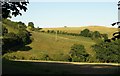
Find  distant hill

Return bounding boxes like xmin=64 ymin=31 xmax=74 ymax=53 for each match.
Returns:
xmin=42 ymin=26 xmax=118 ymax=38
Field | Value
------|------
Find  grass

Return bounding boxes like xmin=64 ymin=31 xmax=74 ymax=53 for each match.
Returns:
xmin=3 ymin=31 xmax=96 ymax=61
xmin=2 ymin=26 xmax=119 ymax=75
xmin=3 ymin=26 xmax=118 ymax=61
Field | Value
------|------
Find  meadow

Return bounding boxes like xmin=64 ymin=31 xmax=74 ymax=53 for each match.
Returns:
xmin=2 ymin=24 xmax=120 ymax=75
xmin=3 ymin=31 xmax=96 ymax=61
xmin=3 ymin=25 xmax=118 ymax=62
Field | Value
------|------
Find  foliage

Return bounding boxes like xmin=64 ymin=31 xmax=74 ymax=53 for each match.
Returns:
xmin=17 ymin=30 xmax=32 ymax=45
xmin=80 ymin=29 xmax=102 ymax=39
xmin=2 ymin=19 xmax=32 ymax=54
xmin=69 ymin=44 xmax=90 ymax=62
xmin=28 ymin=22 xmax=34 ymax=31
xmin=80 ymin=29 xmax=90 ymax=37
xmin=17 ymin=21 xmax=27 ymax=30
xmin=1 ymin=1 xmax=29 ymax=18
xmin=28 ymin=22 xmax=34 ymax=28
xmin=2 ymin=26 xmax=8 ymax=36
xmin=92 ymin=31 xmax=101 ymax=39
xmin=101 ymin=34 xmax=108 ymax=41
xmin=91 ymin=1 xmax=120 ymax=63
xmin=92 ymin=40 xmax=120 ymax=63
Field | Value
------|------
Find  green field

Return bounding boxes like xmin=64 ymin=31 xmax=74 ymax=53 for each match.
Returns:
xmin=2 ymin=25 xmax=120 ymax=75
xmin=3 ymin=31 xmax=96 ymax=61
xmin=3 ymin=26 xmax=118 ymax=61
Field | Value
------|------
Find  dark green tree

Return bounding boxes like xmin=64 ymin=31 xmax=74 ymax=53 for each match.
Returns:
xmin=28 ymin=22 xmax=34 ymax=28
xmin=102 ymin=34 xmax=108 ymax=41
xmin=92 ymin=31 xmax=101 ymax=38
xmin=92 ymin=40 xmax=120 ymax=63
xmin=17 ymin=30 xmax=32 ymax=45
xmin=80 ymin=29 xmax=90 ymax=37
xmin=69 ymin=44 xmax=90 ymax=62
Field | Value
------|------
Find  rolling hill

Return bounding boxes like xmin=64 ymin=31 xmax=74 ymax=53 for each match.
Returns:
xmin=3 ymin=31 xmax=96 ymax=61
xmin=42 ymin=26 xmax=118 ymax=38
xmin=3 ymin=25 xmax=120 ymax=74
xmin=3 ymin=25 xmax=118 ymax=62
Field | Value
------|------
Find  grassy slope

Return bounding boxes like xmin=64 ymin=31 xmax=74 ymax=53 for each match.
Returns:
xmin=3 ymin=26 xmax=119 ymax=74
xmin=42 ymin=26 xmax=118 ymax=38
xmin=3 ymin=26 xmax=118 ymax=61
xmin=3 ymin=31 xmax=96 ymax=61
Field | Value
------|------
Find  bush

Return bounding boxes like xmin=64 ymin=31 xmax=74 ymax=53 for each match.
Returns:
xmin=92 ymin=39 xmax=120 ymax=63
xmin=69 ymin=44 xmax=90 ymax=62
xmin=17 ymin=30 xmax=32 ymax=45
xmin=80 ymin=29 xmax=103 ymax=40
xmin=92 ymin=31 xmax=101 ymax=39
xmin=80 ymin=29 xmax=90 ymax=37
xmin=2 ymin=31 xmax=32 ymax=54
xmin=2 ymin=32 xmax=22 ymax=52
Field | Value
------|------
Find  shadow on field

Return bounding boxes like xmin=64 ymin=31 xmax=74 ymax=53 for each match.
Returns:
xmin=3 ymin=45 xmax=32 ymax=55
xmin=18 ymin=45 xmax=32 ymax=51
xmin=2 ymin=59 xmax=120 ymax=76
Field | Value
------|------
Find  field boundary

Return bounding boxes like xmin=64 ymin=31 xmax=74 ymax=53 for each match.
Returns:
xmin=13 ymin=60 xmax=120 ymax=66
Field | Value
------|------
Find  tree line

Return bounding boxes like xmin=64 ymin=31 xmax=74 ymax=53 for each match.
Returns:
xmin=43 ymin=29 xmax=108 ymax=41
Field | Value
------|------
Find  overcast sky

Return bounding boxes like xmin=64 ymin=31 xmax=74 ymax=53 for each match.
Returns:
xmin=11 ymin=1 xmax=118 ymax=28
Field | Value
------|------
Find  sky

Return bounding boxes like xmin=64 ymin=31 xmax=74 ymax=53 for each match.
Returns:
xmin=11 ymin=1 xmax=118 ymax=28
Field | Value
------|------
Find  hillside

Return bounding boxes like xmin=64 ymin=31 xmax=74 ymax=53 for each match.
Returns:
xmin=3 ymin=25 xmax=118 ymax=61
xmin=42 ymin=26 xmax=118 ymax=38
xmin=3 ymin=24 xmax=120 ymax=74
xmin=3 ymin=31 xmax=96 ymax=61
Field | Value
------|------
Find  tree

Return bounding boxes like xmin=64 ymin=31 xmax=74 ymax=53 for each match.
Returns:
xmin=101 ymin=34 xmax=108 ymax=41
xmin=92 ymin=40 xmax=120 ymax=63
xmin=28 ymin=22 xmax=34 ymax=28
xmin=92 ymin=31 xmax=101 ymax=38
xmin=80 ymin=29 xmax=90 ymax=37
xmin=69 ymin=44 xmax=90 ymax=62
xmin=17 ymin=30 xmax=32 ymax=45
xmin=28 ymin=22 xmax=34 ymax=31
xmin=1 ymin=0 xmax=29 ymax=18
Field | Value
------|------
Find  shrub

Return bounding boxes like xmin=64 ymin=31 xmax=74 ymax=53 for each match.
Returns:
xmin=80 ymin=29 xmax=90 ymax=37
xmin=92 ymin=31 xmax=101 ymax=39
xmin=69 ymin=44 xmax=90 ymax=62
xmin=92 ymin=39 xmax=120 ymax=63
xmin=17 ymin=30 xmax=32 ymax=45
